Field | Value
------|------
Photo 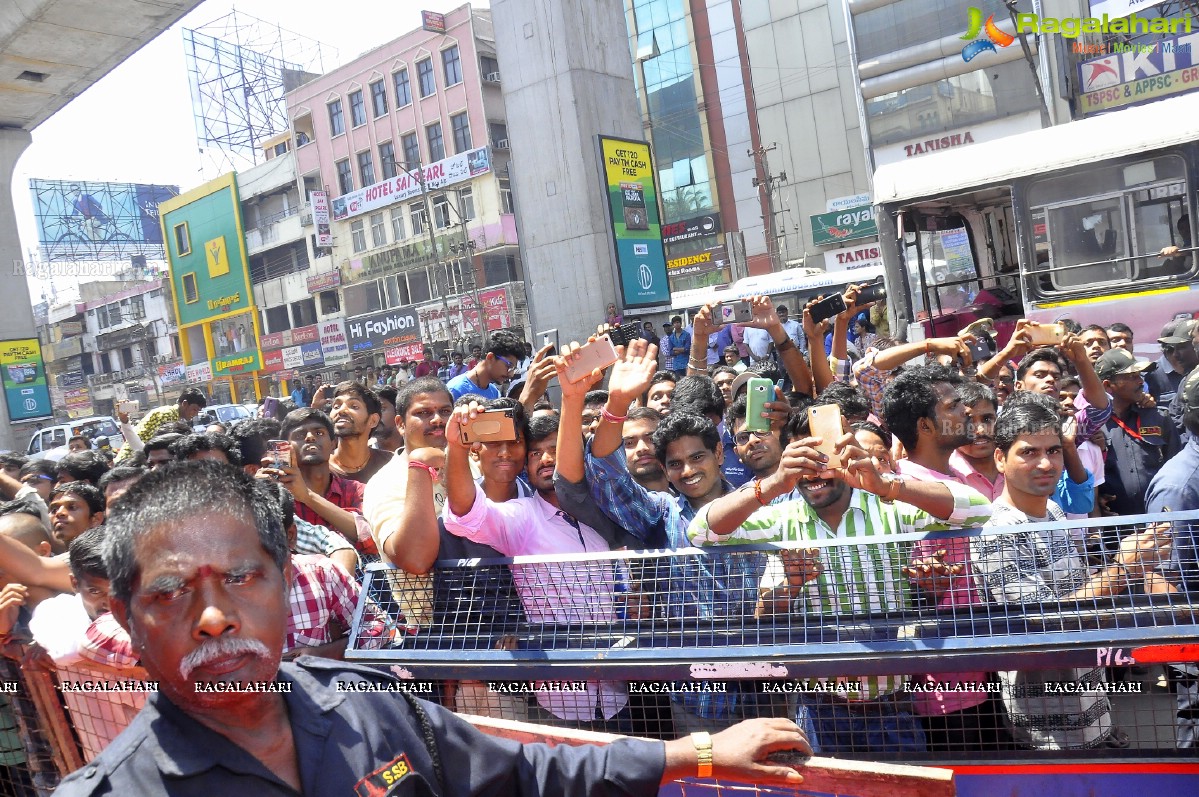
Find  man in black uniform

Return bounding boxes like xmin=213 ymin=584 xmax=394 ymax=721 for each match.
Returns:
xmin=52 ymin=461 xmax=809 ymax=796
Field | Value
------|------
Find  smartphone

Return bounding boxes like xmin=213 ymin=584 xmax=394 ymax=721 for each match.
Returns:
xmin=808 ymin=293 xmax=847 ymax=325
xmin=745 ymin=378 xmax=773 ymax=433
xmin=716 ymin=300 xmax=753 ymax=325
xmin=564 ymin=334 xmax=619 ymax=382
xmin=958 ymin=317 xmax=995 ymax=339
xmin=856 ymin=280 xmax=886 ymax=304
xmin=117 ymin=400 xmax=139 ymax=417
xmin=965 ymin=336 xmax=993 ymax=365
xmin=607 ymin=321 xmax=643 ymax=348
xmin=267 ymin=439 xmax=290 ymax=468
xmin=1027 ymin=322 xmax=1064 ymax=346
xmin=807 ymin=404 xmax=844 ymax=468
xmin=262 ymin=396 xmax=279 ymax=418
xmin=461 ymin=408 xmax=518 ymax=444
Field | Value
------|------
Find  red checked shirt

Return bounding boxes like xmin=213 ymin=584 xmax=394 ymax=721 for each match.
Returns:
xmin=287 ymin=554 xmax=386 ymax=653
xmin=79 ymin=612 xmax=139 ymax=669
xmin=294 ymin=473 xmax=377 ymax=556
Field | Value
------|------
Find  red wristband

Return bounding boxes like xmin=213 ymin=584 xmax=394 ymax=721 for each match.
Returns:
xmin=601 ymin=408 xmax=628 ymax=424
xmin=753 ymin=479 xmax=770 ymax=507
xmin=408 ymin=460 xmax=439 ymax=479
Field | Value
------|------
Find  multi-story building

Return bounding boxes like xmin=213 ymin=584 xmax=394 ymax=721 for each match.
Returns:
xmin=625 ymin=0 xmax=766 ymax=289
xmin=80 ymin=279 xmax=181 ymax=415
xmin=286 ymin=4 xmax=524 ymax=361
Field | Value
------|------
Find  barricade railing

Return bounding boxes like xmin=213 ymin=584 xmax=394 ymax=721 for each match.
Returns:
xmin=346 ymin=510 xmax=1199 ymax=758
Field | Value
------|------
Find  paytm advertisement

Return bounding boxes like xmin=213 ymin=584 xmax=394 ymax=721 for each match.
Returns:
xmin=0 ymin=339 xmax=52 ymax=421
xmin=598 ymin=136 xmax=671 ymax=307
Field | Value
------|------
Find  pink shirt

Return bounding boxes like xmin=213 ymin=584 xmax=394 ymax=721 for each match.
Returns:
xmin=896 ymin=457 xmax=991 ymax=715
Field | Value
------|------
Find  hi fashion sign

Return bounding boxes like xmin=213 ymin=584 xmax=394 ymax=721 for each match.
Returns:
xmin=346 ymin=307 xmax=421 ymax=352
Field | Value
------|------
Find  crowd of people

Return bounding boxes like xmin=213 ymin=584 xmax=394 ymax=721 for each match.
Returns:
xmin=1 ymin=283 xmax=1197 ymax=792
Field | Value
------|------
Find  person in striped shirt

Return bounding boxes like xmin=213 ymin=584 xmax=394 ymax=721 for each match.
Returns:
xmin=687 ymin=413 xmax=992 ymax=755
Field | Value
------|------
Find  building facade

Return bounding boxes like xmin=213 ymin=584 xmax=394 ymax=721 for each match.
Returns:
xmin=286 ymin=4 xmax=524 ymax=362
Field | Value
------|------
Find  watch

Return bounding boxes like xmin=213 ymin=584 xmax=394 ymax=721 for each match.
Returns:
xmin=691 ymin=731 xmax=713 ymax=778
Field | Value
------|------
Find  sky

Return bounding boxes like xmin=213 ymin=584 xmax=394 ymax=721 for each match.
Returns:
xmin=14 ymin=0 xmax=484 ymax=303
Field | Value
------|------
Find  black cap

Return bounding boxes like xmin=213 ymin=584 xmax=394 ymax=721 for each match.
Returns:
xmin=1094 ymin=348 xmax=1156 ymax=382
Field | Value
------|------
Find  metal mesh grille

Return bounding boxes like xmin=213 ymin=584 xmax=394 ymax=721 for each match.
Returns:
xmin=347 ymin=510 xmax=1199 ymax=757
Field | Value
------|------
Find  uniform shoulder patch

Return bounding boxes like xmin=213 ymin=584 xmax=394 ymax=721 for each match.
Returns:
xmin=355 ymin=753 xmax=415 ymax=796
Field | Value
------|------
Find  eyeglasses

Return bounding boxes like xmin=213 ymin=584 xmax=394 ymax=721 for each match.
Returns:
xmin=733 ymin=429 xmax=772 ymax=446
xmin=496 ymin=355 xmax=516 ymax=372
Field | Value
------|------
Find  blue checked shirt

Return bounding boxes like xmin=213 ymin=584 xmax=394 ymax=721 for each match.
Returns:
xmin=585 ymin=443 xmax=766 ymax=719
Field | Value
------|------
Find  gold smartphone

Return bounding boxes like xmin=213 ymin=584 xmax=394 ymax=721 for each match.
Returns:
xmin=1027 ymin=322 xmax=1064 ymax=346
xmin=807 ymin=404 xmax=844 ymax=468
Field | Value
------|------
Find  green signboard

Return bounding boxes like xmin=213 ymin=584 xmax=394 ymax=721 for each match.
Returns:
xmin=0 ymin=338 xmax=53 ymax=421
xmin=811 ymin=205 xmax=878 ymax=247
xmin=598 ymin=136 xmax=671 ymax=307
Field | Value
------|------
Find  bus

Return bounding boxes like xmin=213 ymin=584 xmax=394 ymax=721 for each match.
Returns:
xmin=871 ymin=91 xmax=1199 ymax=355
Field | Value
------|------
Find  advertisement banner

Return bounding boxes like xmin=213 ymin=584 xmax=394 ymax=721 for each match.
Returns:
xmin=823 ymin=241 xmax=883 ymax=273
xmin=666 ymin=244 xmax=729 ymax=278
xmin=385 ymin=342 xmax=425 ymax=364
xmin=661 ymin=214 xmax=721 ymax=246
xmin=158 ymin=362 xmax=187 ymax=385
xmin=477 ymin=288 xmax=511 ymax=330
xmin=185 ymin=361 xmax=213 ymax=383
xmin=598 ymin=136 xmax=671 ymax=307
xmin=0 ymin=339 xmax=52 ymax=421
xmin=347 ymin=307 xmax=421 ymax=353
xmin=827 ymin=193 xmax=872 ymax=213
xmin=259 ymin=324 xmax=320 ymax=351
xmin=319 ymin=318 xmax=351 ymax=364
xmin=1076 ymin=29 xmax=1199 ymax=114
xmin=300 ymin=341 xmax=324 ymax=367
xmin=261 ymin=349 xmax=284 ymax=373
xmin=282 ymin=345 xmax=304 ymax=370
xmin=422 ymin=10 xmax=447 ymax=32
xmin=811 ymin=206 xmax=878 ymax=246
xmin=60 ymin=371 xmax=85 ymax=387
xmin=306 ymin=270 xmax=340 ymax=293
xmin=63 ymin=387 xmax=92 ymax=417
xmin=28 ymin=179 xmax=179 ymax=261
xmin=311 ymin=191 xmax=333 ymax=248
xmin=331 ymin=147 xmax=492 ymax=221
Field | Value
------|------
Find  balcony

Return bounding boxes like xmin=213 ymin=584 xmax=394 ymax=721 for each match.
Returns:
xmin=246 ymin=207 xmax=305 ymax=254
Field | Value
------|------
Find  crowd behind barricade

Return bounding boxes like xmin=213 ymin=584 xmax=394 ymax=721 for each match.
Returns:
xmin=1 ymin=287 xmax=1198 ymax=791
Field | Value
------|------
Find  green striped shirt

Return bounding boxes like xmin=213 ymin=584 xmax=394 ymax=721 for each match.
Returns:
xmin=688 ymin=483 xmax=992 ymax=698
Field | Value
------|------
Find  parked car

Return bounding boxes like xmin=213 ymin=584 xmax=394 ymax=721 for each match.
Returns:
xmin=191 ymin=403 xmax=253 ymax=429
xmin=26 ymin=416 xmax=125 ymax=462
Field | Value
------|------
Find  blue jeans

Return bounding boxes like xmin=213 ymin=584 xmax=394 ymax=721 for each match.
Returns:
xmin=799 ymin=694 xmax=927 ymax=755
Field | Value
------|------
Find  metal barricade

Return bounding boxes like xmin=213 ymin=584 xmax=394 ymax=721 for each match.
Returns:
xmin=346 ymin=510 xmax=1199 ymax=760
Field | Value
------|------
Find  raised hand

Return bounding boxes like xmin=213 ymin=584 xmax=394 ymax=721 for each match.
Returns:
xmin=446 ymin=400 xmax=487 ymax=449
xmin=607 ymin=338 xmax=659 ymax=407
xmin=555 ymin=341 xmax=606 ymax=400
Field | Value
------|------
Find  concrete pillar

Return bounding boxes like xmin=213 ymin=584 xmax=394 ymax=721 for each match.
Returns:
xmin=0 ymin=128 xmax=38 ymax=453
xmin=492 ymin=0 xmax=646 ymax=349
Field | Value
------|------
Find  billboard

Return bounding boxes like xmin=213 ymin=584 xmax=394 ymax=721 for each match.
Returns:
xmin=346 ymin=307 xmax=421 ymax=353
xmin=1076 ymin=29 xmax=1199 ymax=114
xmin=597 ymin=136 xmax=671 ymax=307
xmin=331 ymin=147 xmax=491 ymax=221
xmin=311 ymin=191 xmax=333 ymax=248
xmin=160 ymin=172 xmax=263 ymax=379
xmin=29 ymin=179 xmax=179 ymax=261
xmin=810 ymin=205 xmax=877 ymax=247
xmin=0 ymin=339 xmax=52 ymax=421
xmin=319 ymin=318 xmax=351 ymax=364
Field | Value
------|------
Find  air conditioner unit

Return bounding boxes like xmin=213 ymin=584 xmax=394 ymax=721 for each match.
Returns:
xmin=485 ymin=71 xmax=501 ymax=83
xmin=495 ymin=139 xmax=509 ymax=150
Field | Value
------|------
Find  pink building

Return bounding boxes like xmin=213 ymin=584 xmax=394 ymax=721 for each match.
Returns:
xmin=286 ymin=4 xmax=524 ymax=354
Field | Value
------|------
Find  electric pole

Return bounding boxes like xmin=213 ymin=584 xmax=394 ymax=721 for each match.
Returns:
xmin=749 ymin=143 xmax=786 ymax=271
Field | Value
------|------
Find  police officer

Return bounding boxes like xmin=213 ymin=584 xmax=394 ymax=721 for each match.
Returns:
xmin=52 ymin=461 xmax=810 ymax=796
xmin=1096 ymin=348 xmax=1182 ymax=519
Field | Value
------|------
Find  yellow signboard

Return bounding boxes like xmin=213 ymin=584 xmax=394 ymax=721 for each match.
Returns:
xmin=205 ymin=235 xmax=230 ymax=277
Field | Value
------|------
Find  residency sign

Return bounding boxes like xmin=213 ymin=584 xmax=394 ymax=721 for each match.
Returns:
xmin=598 ymin=136 xmax=670 ymax=307
xmin=0 ymin=339 xmax=52 ymax=421
xmin=346 ymin=307 xmax=421 ymax=353
xmin=811 ymin=205 xmax=878 ymax=246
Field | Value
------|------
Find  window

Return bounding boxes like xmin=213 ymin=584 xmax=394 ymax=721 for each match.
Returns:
xmin=408 ymin=269 xmax=432 ymax=303
xmin=480 ymin=55 xmax=499 ymax=79
xmin=442 ymin=45 xmax=463 ymax=86
xmin=450 ymin=112 xmax=472 ymax=153
xmin=328 ymin=99 xmax=344 ymax=136
xmin=370 ymin=80 xmax=388 ymax=117
xmin=370 ymin=212 xmax=387 ymax=248
xmin=432 ymin=194 xmax=452 ymax=230
xmin=401 ymin=133 xmax=420 ymax=168
xmin=390 ymin=207 xmax=406 ymax=240
xmin=291 ymin=298 xmax=318 ymax=327
xmin=499 ymin=176 xmax=514 ymax=214
xmin=394 ymin=68 xmax=411 ymax=107
xmin=457 ymin=186 xmax=475 ymax=221
xmin=121 ymin=347 xmax=135 ymax=370
xmin=426 ymin=122 xmax=444 ymax=162
xmin=319 ymin=290 xmax=341 ymax=315
xmin=357 ymin=150 xmax=375 ymax=186
xmin=380 ymin=142 xmax=397 ymax=179
xmin=488 ymin=121 xmax=508 ymax=148
xmin=96 ymin=305 xmax=109 ymax=328
xmin=349 ymin=90 xmax=366 ymax=127
xmin=417 ymin=58 xmax=435 ymax=97
xmin=410 ymin=201 xmax=427 ymax=236
xmin=173 ymin=222 xmax=191 ymax=255
xmin=265 ymin=305 xmax=291 ymax=334
xmin=336 ymin=159 xmax=353 ymax=194
xmin=108 ymin=302 xmax=122 ymax=325
xmin=182 ymin=273 xmax=199 ymax=303
xmin=351 ymin=219 xmax=366 ymax=253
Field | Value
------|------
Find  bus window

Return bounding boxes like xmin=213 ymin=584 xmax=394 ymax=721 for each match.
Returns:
xmin=903 ymin=214 xmax=978 ymax=319
xmin=1132 ymin=183 xmax=1190 ymax=280
xmin=1043 ymin=195 xmax=1129 ymax=291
